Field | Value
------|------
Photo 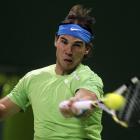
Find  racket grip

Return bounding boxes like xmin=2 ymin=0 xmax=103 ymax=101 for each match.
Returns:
xmin=73 ymin=100 xmax=93 ymax=110
xmin=73 ymin=100 xmax=93 ymax=115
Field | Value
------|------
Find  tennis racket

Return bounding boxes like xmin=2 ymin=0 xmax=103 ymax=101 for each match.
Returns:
xmin=59 ymin=77 xmax=140 ymax=128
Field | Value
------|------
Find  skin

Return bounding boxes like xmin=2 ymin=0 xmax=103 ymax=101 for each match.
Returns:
xmin=55 ymin=35 xmax=90 ymax=75
xmin=0 ymin=96 xmax=20 ymax=120
xmin=0 ymin=34 xmax=97 ymax=120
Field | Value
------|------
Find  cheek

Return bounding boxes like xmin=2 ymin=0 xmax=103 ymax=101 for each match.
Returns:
xmin=74 ymin=49 xmax=86 ymax=57
xmin=56 ymin=44 xmax=61 ymax=49
xmin=56 ymin=42 xmax=62 ymax=51
xmin=56 ymin=43 xmax=65 ymax=53
xmin=74 ymin=51 xmax=85 ymax=61
xmin=56 ymin=47 xmax=63 ymax=59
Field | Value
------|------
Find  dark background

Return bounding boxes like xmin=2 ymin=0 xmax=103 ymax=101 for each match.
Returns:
xmin=0 ymin=0 xmax=140 ymax=140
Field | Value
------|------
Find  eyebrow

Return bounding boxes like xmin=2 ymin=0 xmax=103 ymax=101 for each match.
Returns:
xmin=60 ymin=36 xmax=84 ymax=44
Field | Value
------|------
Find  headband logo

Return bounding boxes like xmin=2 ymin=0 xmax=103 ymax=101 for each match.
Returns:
xmin=70 ymin=27 xmax=81 ymax=31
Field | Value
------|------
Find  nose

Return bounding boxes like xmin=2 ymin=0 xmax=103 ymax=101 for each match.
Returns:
xmin=65 ymin=44 xmax=72 ymax=56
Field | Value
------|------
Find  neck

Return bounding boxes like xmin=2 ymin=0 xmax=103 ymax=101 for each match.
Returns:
xmin=55 ymin=63 xmax=79 ymax=75
xmin=55 ymin=65 xmax=72 ymax=75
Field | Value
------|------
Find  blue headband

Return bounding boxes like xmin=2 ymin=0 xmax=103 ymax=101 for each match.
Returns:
xmin=57 ymin=24 xmax=93 ymax=43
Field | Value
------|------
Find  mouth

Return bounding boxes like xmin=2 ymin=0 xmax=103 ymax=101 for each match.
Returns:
xmin=64 ymin=59 xmax=73 ymax=63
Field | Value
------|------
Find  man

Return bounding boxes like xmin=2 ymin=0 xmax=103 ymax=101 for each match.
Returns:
xmin=0 ymin=4 xmax=103 ymax=140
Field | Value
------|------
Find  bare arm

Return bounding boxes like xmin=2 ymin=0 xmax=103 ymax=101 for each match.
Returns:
xmin=0 ymin=96 xmax=21 ymax=120
xmin=59 ymin=88 xmax=98 ymax=117
xmin=73 ymin=88 xmax=97 ymax=101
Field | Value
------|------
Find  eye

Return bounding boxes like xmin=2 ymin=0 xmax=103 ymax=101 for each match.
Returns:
xmin=61 ymin=39 xmax=68 ymax=45
xmin=73 ymin=43 xmax=83 ymax=48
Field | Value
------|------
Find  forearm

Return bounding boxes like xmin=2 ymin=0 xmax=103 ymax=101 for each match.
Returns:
xmin=0 ymin=96 xmax=21 ymax=120
xmin=74 ymin=88 xmax=98 ymax=101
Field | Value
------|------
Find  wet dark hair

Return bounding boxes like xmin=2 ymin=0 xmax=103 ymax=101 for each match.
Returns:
xmin=61 ymin=4 xmax=95 ymax=37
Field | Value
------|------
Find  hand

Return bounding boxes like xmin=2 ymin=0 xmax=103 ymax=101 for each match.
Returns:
xmin=59 ymin=98 xmax=94 ymax=118
xmin=59 ymin=100 xmax=74 ymax=118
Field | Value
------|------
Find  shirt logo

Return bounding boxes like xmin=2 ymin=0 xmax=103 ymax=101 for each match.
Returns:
xmin=70 ymin=27 xmax=81 ymax=31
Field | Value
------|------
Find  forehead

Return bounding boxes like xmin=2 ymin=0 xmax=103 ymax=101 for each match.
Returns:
xmin=59 ymin=35 xmax=84 ymax=43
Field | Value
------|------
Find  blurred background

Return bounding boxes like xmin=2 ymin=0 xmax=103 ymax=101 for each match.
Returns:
xmin=0 ymin=0 xmax=140 ymax=140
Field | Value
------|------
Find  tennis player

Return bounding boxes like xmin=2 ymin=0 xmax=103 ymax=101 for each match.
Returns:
xmin=0 ymin=4 xmax=104 ymax=140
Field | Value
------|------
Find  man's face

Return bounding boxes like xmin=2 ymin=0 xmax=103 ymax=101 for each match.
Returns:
xmin=55 ymin=35 xmax=90 ymax=74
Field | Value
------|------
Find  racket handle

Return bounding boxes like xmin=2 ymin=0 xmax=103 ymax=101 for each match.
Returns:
xmin=73 ymin=100 xmax=93 ymax=110
xmin=72 ymin=100 xmax=93 ymax=115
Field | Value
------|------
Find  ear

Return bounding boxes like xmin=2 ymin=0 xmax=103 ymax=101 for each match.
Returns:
xmin=84 ymin=46 xmax=91 ymax=55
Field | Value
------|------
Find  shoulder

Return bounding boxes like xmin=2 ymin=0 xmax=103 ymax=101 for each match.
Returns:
xmin=19 ymin=64 xmax=56 ymax=84
xmin=76 ymin=64 xmax=94 ymax=74
xmin=70 ymin=64 xmax=104 ymax=97
xmin=25 ymin=64 xmax=56 ymax=78
xmin=75 ymin=64 xmax=98 ymax=78
xmin=75 ymin=64 xmax=103 ymax=85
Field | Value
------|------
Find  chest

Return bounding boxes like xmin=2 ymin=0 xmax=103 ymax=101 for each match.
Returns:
xmin=28 ymin=76 xmax=74 ymax=109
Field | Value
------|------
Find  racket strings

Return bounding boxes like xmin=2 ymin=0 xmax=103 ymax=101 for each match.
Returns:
xmin=125 ymin=95 xmax=140 ymax=124
xmin=117 ymin=81 xmax=140 ymax=126
xmin=116 ymin=85 xmax=133 ymax=120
